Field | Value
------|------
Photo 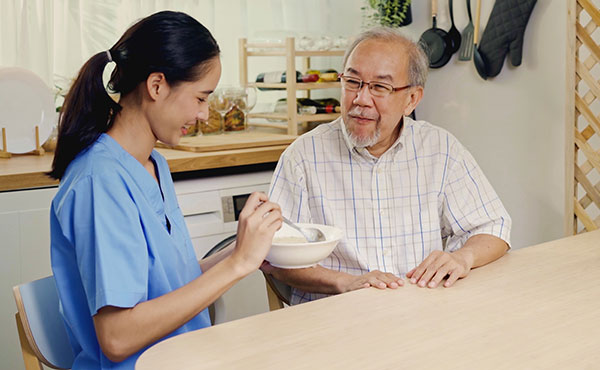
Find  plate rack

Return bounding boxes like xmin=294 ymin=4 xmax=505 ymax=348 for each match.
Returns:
xmin=0 ymin=126 xmax=46 ymax=159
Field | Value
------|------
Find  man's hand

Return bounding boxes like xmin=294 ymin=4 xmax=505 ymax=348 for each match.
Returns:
xmin=407 ymin=234 xmax=509 ymax=288
xmin=406 ymin=250 xmax=473 ymax=289
xmin=338 ymin=270 xmax=404 ymax=292
xmin=261 ymin=262 xmax=404 ymax=294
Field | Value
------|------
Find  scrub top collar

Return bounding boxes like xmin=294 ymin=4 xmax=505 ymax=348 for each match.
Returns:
xmin=96 ymin=134 xmax=167 ymax=217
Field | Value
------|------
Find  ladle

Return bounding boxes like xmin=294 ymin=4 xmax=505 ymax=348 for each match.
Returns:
xmin=473 ymin=0 xmax=488 ymax=79
xmin=281 ymin=217 xmax=326 ymax=243
xmin=447 ymin=0 xmax=461 ymax=53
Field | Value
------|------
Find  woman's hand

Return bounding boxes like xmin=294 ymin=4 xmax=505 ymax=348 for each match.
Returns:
xmin=231 ymin=192 xmax=282 ymax=274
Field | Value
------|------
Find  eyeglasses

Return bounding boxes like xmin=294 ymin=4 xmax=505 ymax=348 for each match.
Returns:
xmin=339 ymin=73 xmax=412 ymax=97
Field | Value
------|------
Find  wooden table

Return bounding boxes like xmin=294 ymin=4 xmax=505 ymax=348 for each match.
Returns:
xmin=136 ymin=230 xmax=600 ymax=369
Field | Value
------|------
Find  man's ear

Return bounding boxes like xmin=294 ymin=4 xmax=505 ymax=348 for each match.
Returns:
xmin=404 ymin=86 xmax=424 ymax=117
xmin=146 ymin=72 xmax=168 ymax=101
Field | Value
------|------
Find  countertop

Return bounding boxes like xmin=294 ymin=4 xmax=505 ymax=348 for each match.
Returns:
xmin=0 ymin=144 xmax=289 ymax=192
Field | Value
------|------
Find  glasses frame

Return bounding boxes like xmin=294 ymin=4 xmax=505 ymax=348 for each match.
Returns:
xmin=338 ymin=73 xmax=412 ymax=97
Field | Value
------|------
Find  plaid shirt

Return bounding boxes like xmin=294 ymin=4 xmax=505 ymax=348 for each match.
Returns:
xmin=269 ymin=117 xmax=511 ymax=304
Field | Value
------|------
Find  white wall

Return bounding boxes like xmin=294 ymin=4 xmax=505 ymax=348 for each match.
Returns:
xmin=388 ymin=0 xmax=565 ymax=249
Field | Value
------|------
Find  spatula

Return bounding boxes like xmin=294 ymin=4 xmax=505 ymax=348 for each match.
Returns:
xmin=458 ymin=0 xmax=474 ymax=61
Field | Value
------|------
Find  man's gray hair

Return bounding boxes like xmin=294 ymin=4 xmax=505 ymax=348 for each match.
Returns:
xmin=342 ymin=27 xmax=429 ymax=87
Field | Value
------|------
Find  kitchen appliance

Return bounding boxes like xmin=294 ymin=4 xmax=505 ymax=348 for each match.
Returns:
xmin=173 ymin=169 xmax=274 ymax=324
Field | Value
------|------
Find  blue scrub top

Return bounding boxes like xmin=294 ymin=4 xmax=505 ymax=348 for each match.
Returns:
xmin=50 ymin=134 xmax=211 ymax=370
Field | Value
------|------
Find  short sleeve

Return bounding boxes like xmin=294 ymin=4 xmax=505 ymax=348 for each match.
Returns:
xmin=268 ymin=145 xmax=311 ymax=223
xmin=56 ymin=173 xmax=149 ymax=315
xmin=440 ymin=140 xmax=512 ymax=251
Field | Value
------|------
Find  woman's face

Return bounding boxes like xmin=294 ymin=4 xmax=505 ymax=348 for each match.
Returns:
xmin=150 ymin=57 xmax=222 ymax=145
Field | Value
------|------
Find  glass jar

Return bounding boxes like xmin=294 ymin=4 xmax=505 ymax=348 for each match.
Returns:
xmin=223 ymin=87 xmax=247 ymax=133
xmin=199 ymin=107 xmax=223 ymax=135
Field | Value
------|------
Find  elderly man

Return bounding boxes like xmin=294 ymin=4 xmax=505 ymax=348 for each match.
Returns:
xmin=263 ymin=27 xmax=511 ymax=305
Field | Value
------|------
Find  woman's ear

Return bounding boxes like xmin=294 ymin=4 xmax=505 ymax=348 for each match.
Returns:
xmin=145 ymin=72 xmax=168 ymax=101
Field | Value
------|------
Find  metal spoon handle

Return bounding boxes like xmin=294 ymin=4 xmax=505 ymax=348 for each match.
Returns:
xmin=282 ymin=216 xmax=311 ymax=241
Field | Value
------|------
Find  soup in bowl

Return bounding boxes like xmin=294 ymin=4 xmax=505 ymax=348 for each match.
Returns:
xmin=266 ymin=223 xmax=343 ymax=269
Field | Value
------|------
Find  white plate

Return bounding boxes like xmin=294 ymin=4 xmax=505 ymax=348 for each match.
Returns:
xmin=0 ymin=68 xmax=55 ymax=154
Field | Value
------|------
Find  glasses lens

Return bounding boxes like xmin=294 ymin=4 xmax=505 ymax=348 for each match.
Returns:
xmin=342 ymin=77 xmax=361 ymax=91
xmin=369 ymin=82 xmax=393 ymax=97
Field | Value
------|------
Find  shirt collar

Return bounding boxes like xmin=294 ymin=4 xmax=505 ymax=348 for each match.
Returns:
xmin=338 ymin=115 xmax=411 ymax=161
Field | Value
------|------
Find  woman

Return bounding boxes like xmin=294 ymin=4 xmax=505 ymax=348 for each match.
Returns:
xmin=48 ymin=11 xmax=282 ymax=369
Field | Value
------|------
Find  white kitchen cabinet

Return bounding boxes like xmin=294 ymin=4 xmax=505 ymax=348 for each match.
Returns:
xmin=0 ymin=186 xmax=57 ymax=370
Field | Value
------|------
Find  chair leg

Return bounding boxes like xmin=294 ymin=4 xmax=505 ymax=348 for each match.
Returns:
xmin=15 ymin=313 xmax=43 ymax=370
xmin=265 ymin=281 xmax=284 ymax=311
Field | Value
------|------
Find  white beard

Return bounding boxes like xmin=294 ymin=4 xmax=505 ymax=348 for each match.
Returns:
xmin=346 ymin=121 xmax=381 ymax=148
xmin=345 ymin=107 xmax=381 ymax=148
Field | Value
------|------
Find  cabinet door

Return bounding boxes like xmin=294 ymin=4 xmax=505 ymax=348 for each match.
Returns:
xmin=0 ymin=187 xmax=57 ymax=370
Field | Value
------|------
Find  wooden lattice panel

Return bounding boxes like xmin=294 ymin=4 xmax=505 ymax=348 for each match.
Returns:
xmin=570 ymin=0 xmax=600 ymax=233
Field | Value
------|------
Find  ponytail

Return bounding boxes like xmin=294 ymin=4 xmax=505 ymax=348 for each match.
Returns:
xmin=49 ymin=51 xmax=120 ymax=180
xmin=48 ymin=11 xmax=220 ymax=180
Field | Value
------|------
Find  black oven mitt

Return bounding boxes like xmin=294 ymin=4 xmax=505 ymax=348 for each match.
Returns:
xmin=478 ymin=0 xmax=536 ymax=78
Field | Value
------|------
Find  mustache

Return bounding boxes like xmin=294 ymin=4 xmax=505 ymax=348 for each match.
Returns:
xmin=347 ymin=107 xmax=378 ymax=120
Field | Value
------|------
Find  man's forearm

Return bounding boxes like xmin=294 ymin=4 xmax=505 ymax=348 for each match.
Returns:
xmin=453 ymin=233 xmax=509 ymax=270
xmin=270 ymin=265 xmax=351 ymax=294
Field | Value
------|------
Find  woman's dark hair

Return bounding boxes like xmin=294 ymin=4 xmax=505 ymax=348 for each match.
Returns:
xmin=49 ymin=11 xmax=220 ymax=179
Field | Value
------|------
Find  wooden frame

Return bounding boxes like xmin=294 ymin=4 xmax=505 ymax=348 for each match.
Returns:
xmin=13 ymin=286 xmax=58 ymax=369
xmin=0 ymin=126 xmax=46 ymax=159
xmin=262 ymin=273 xmax=291 ymax=311
xmin=568 ymin=0 xmax=600 ymax=233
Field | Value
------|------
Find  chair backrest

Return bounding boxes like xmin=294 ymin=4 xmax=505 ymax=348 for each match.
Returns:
xmin=263 ymin=273 xmax=292 ymax=310
xmin=206 ymin=234 xmax=292 ymax=311
xmin=203 ymin=234 xmax=237 ymax=325
xmin=13 ymin=275 xmax=74 ymax=370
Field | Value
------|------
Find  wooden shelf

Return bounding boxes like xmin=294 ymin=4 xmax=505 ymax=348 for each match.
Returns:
xmin=249 ymin=112 xmax=340 ymax=123
xmin=239 ymin=37 xmax=343 ymax=136
xmin=250 ymin=82 xmax=340 ymax=90
xmin=247 ymin=50 xmax=345 ymax=57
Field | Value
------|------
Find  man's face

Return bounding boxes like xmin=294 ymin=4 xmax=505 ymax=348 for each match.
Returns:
xmin=341 ymin=39 xmax=420 ymax=152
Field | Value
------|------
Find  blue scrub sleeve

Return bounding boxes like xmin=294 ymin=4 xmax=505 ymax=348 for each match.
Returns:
xmin=60 ymin=173 xmax=149 ymax=315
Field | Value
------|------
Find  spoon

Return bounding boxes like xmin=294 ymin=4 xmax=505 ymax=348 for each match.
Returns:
xmin=473 ymin=0 xmax=488 ymax=80
xmin=281 ymin=216 xmax=326 ymax=243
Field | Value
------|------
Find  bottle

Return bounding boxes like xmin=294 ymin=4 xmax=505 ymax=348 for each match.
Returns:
xmin=273 ymin=98 xmax=340 ymax=115
xmin=255 ymin=71 xmax=319 ymax=90
xmin=306 ymin=69 xmax=339 ymax=82
xmin=311 ymin=98 xmax=341 ymax=113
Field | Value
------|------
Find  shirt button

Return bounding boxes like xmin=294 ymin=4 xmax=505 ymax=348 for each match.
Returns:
xmin=377 ymin=168 xmax=383 ymax=174
xmin=380 ymin=209 xmax=385 ymax=215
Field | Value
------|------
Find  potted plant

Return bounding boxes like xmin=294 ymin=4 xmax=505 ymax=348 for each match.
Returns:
xmin=362 ymin=0 xmax=412 ymax=28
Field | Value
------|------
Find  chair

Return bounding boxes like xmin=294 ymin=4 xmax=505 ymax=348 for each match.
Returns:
xmin=209 ymin=234 xmax=292 ymax=311
xmin=11 ymin=242 xmax=235 ymax=370
xmin=203 ymin=234 xmax=237 ymax=325
xmin=13 ymin=275 xmax=75 ymax=370
xmin=263 ymin=274 xmax=292 ymax=310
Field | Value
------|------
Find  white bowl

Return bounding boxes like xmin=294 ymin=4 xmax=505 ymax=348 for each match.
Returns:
xmin=266 ymin=223 xmax=343 ymax=269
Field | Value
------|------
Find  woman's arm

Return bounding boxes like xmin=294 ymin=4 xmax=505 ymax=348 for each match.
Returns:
xmin=93 ymin=193 xmax=281 ymax=362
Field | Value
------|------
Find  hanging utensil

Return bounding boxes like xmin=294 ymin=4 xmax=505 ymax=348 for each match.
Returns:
xmin=458 ymin=0 xmax=474 ymax=61
xmin=419 ymin=0 xmax=453 ymax=69
xmin=447 ymin=0 xmax=461 ymax=53
xmin=473 ymin=0 xmax=488 ymax=79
